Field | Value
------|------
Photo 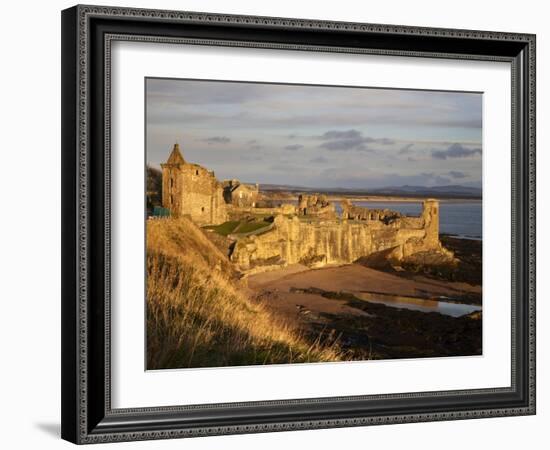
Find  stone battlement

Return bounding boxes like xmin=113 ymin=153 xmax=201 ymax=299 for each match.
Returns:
xmin=340 ymin=198 xmax=402 ymax=223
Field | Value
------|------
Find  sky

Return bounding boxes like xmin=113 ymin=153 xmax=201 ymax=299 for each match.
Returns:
xmin=146 ymin=78 xmax=482 ymax=189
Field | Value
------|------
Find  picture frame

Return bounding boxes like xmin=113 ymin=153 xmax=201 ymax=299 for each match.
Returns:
xmin=61 ymin=4 xmax=536 ymax=444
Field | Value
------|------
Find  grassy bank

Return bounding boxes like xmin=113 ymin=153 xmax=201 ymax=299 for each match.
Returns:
xmin=146 ymin=218 xmax=345 ymax=369
xmin=203 ymin=219 xmax=272 ymax=236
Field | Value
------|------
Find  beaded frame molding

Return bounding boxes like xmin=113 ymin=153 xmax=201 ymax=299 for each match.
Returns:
xmin=61 ymin=4 xmax=536 ymax=444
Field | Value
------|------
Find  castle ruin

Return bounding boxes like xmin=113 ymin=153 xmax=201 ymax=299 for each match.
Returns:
xmin=158 ymin=142 xmax=453 ymax=272
xmin=298 ymin=194 xmax=337 ymax=219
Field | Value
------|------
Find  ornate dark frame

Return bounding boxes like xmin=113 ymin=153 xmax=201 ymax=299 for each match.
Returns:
xmin=61 ymin=4 xmax=536 ymax=444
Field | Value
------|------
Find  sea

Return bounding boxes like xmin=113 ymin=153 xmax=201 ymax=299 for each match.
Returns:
xmin=333 ymin=201 xmax=482 ymax=240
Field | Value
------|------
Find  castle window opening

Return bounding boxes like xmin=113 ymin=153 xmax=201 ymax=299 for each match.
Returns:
xmin=196 ymin=170 xmax=199 ymax=175
xmin=170 ymin=178 xmax=173 ymax=188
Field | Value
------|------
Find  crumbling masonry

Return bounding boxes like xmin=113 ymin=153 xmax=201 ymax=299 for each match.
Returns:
xmin=230 ymin=199 xmax=452 ymax=271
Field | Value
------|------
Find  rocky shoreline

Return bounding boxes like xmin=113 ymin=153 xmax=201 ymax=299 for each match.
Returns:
xmin=248 ymin=236 xmax=482 ymax=361
xmin=299 ymin=289 xmax=481 ymax=360
xmin=354 ymin=234 xmax=482 ymax=304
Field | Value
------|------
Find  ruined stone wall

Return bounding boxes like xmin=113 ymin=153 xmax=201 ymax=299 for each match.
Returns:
xmin=340 ymin=199 xmax=401 ymax=222
xmin=298 ymin=194 xmax=336 ymax=219
xmin=230 ymin=199 xmax=450 ymax=272
xmin=231 ymin=215 xmax=430 ymax=271
xmin=230 ymin=204 xmax=296 ymax=218
xmin=231 ymin=215 xmax=372 ymax=270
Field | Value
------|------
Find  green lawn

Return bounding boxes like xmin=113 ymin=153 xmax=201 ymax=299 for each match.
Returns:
xmin=234 ymin=221 xmax=271 ymax=234
xmin=203 ymin=220 xmax=271 ymax=236
xmin=203 ymin=221 xmax=240 ymax=236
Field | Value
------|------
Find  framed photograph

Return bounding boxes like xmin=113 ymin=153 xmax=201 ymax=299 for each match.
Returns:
xmin=61 ymin=5 xmax=536 ymax=444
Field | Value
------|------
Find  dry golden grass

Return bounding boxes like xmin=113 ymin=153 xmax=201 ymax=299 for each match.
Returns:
xmin=147 ymin=218 xmax=346 ymax=369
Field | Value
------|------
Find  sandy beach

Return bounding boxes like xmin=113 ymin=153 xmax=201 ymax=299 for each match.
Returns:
xmin=248 ymin=262 xmax=482 ymax=360
xmin=248 ymin=263 xmax=481 ymax=298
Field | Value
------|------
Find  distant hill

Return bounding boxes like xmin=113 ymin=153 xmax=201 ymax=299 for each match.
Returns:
xmin=368 ymin=185 xmax=482 ymax=199
xmin=260 ymin=183 xmax=481 ymax=199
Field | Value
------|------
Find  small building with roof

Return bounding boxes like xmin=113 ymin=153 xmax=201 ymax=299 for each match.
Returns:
xmin=222 ymin=179 xmax=260 ymax=208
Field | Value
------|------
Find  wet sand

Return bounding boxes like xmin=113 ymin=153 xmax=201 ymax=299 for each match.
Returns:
xmin=248 ymin=263 xmax=482 ymax=360
xmin=248 ymin=263 xmax=480 ymax=299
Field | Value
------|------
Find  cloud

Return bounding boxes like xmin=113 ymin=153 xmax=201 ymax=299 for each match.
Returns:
xmin=448 ymin=170 xmax=467 ymax=179
xmin=284 ymin=144 xmax=304 ymax=151
xmin=146 ymin=79 xmax=482 ymax=138
xmin=316 ymin=129 xmax=393 ymax=152
xmin=432 ymin=143 xmax=481 ymax=160
xmin=147 ymin=79 xmax=274 ymax=106
xmin=240 ymin=154 xmax=264 ymax=162
xmin=434 ymin=176 xmax=452 ymax=185
xmin=246 ymin=140 xmax=262 ymax=150
xmin=146 ymin=78 xmax=482 ymax=188
xmin=319 ymin=140 xmax=371 ymax=151
xmin=269 ymin=162 xmax=302 ymax=173
xmin=420 ymin=172 xmax=452 ymax=185
xmin=399 ymin=143 xmax=414 ymax=154
xmin=244 ymin=139 xmax=263 ymax=150
xmin=320 ymin=130 xmax=362 ymax=140
xmin=320 ymin=168 xmax=454 ymax=189
xmin=310 ymin=156 xmax=329 ymax=164
xmin=202 ymin=136 xmax=231 ymax=144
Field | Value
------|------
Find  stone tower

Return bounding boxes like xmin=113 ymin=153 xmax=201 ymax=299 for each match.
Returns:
xmin=422 ymin=198 xmax=440 ymax=246
xmin=161 ymin=143 xmax=227 ymax=225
